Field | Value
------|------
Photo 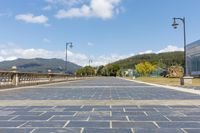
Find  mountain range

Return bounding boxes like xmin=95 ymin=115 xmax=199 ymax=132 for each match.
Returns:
xmin=0 ymin=58 xmax=81 ymax=74
xmin=112 ymin=51 xmax=184 ymax=69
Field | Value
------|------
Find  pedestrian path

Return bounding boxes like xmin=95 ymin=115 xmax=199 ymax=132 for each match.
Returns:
xmin=0 ymin=77 xmax=200 ymax=133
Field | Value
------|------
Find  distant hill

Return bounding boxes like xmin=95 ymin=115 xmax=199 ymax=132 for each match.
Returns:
xmin=112 ymin=51 xmax=184 ymax=69
xmin=0 ymin=58 xmax=81 ymax=74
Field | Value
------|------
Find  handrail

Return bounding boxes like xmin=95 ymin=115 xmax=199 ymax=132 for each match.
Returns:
xmin=0 ymin=69 xmax=80 ymax=87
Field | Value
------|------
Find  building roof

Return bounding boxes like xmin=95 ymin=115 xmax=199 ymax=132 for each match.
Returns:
xmin=187 ymin=40 xmax=200 ymax=48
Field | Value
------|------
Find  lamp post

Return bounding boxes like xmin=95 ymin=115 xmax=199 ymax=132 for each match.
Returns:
xmin=65 ymin=42 xmax=73 ymax=74
xmin=172 ymin=17 xmax=193 ymax=85
xmin=89 ymin=59 xmax=93 ymax=66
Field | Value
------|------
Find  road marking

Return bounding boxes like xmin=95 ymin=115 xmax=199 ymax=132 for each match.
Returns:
xmin=110 ymin=121 xmax=112 ymax=128
xmin=153 ymin=121 xmax=160 ymax=128
xmin=131 ymin=128 xmax=135 ymax=133
xmin=63 ymin=121 xmax=70 ymax=128
xmin=126 ymin=116 xmax=130 ymax=121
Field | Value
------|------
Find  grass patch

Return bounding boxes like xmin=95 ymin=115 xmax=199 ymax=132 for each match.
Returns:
xmin=129 ymin=77 xmax=200 ymax=87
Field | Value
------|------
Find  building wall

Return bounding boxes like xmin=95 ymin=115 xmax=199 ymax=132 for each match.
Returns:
xmin=187 ymin=40 xmax=200 ymax=76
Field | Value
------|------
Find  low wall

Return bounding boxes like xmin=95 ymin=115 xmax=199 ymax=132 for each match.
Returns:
xmin=0 ymin=71 xmax=83 ymax=88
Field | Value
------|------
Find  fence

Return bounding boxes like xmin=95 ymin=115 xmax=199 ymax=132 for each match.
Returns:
xmin=0 ymin=67 xmax=82 ymax=88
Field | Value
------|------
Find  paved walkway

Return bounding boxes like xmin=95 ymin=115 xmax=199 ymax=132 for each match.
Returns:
xmin=0 ymin=77 xmax=200 ymax=133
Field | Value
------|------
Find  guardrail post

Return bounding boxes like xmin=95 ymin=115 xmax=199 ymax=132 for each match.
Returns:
xmin=11 ymin=66 xmax=19 ymax=86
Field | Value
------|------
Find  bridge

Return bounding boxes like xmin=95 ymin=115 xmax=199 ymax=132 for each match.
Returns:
xmin=0 ymin=76 xmax=200 ymax=133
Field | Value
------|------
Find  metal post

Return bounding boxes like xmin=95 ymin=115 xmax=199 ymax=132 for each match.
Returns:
xmin=182 ymin=17 xmax=189 ymax=76
xmin=89 ymin=59 xmax=92 ymax=66
xmin=172 ymin=17 xmax=188 ymax=76
xmin=65 ymin=44 xmax=68 ymax=73
xmin=65 ymin=42 xmax=73 ymax=74
xmin=172 ymin=17 xmax=193 ymax=85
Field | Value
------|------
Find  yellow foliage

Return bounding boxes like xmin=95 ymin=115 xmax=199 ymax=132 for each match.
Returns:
xmin=135 ymin=61 xmax=156 ymax=76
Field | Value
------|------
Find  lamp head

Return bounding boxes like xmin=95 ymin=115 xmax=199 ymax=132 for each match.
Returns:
xmin=66 ymin=42 xmax=73 ymax=48
xmin=172 ymin=18 xmax=179 ymax=29
xmin=69 ymin=43 xmax=73 ymax=48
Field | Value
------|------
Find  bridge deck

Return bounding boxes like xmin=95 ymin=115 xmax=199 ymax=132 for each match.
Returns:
xmin=0 ymin=77 xmax=200 ymax=133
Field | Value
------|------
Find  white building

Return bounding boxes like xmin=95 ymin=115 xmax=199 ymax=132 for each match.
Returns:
xmin=187 ymin=40 xmax=200 ymax=76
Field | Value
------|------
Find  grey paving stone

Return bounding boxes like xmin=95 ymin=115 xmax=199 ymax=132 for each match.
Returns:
xmin=128 ymin=116 xmax=169 ymax=122
xmin=0 ymin=121 xmax=26 ymax=127
xmin=134 ymin=128 xmax=185 ymax=133
xmin=11 ymin=111 xmax=44 ymax=116
xmin=22 ymin=121 xmax=66 ymax=127
xmin=183 ymin=112 xmax=200 ymax=116
xmin=89 ymin=116 xmax=127 ymax=121
xmin=0 ymin=77 xmax=200 ymax=100
xmin=56 ymin=106 xmax=81 ymax=109
xmin=67 ymin=121 xmax=109 ymax=128
xmin=27 ymin=106 xmax=54 ymax=109
xmin=167 ymin=116 xmax=200 ymax=121
xmin=112 ymin=105 xmax=139 ymax=109
xmin=94 ymin=108 xmax=124 ymax=112
xmin=83 ymin=128 xmax=132 ymax=133
xmin=32 ymin=128 xmax=81 ymax=133
xmin=13 ymin=115 xmax=52 ymax=121
xmin=125 ymin=108 xmax=157 ymax=112
xmin=2 ymin=108 xmax=32 ymax=112
xmin=64 ymin=108 xmax=92 ymax=111
xmin=139 ymin=105 xmax=170 ymax=109
xmin=42 ymin=112 xmax=75 ymax=116
xmin=112 ymin=112 xmax=146 ymax=117
xmin=50 ymin=116 xmax=88 ymax=121
xmin=184 ymin=129 xmax=200 ymax=133
xmin=0 ymin=111 xmax=15 ymax=116
xmin=157 ymin=122 xmax=200 ymax=128
xmin=76 ymin=111 xmax=110 ymax=117
xmin=31 ymin=108 xmax=65 ymax=112
xmin=146 ymin=111 xmax=185 ymax=116
xmin=112 ymin=122 xmax=157 ymax=128
xmin=0 ymin=116 xmax=16 ymax=120
xmin=0 ymin=128 xmax=34 ymax=133
xmin=169 ymin=106 xmax=198 ymax=109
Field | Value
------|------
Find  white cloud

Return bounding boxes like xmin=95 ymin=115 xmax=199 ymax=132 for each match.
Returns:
xmin=45 ymin=0 xmax=81 ymax=6
xmin=138 ymin=45 xmax=183 ymax=55
xmin=43 ymin=38 xmax=51 ymax=43
xmin=0 ymin=43 xmax=132 ymax=66
xmin=55 ymin=0 xmax=122 ymax=20
xmin=0 ymin=43 xmax=88 ymax=66
xmin=0 ymin=43 xmax=183 ymax=67
xmin=157 ymin=45 xmax=183 ymax=53
xmin=89 ymin=54 xmax=132 ymax=66
xmin=138 ymin=50 xmax=153 ymax=55
xmin=15 ymin=14 xmax=48 ymax=24
xmin=42 ymin=5 xmax=52 ymax=11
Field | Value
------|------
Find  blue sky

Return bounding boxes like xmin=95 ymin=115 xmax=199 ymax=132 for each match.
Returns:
xmin=0 ymin=0 xmax=200 ymax=66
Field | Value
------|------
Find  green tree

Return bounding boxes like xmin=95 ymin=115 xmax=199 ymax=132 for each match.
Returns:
xmin=96 ymin=65 xmax=104 ymax=76
xmin=76 ymin=66 xmax=96 ymax=76
xmin=135 ymin=61 xmax=156 ymax=76
xmin=103 ymin=64 xmax=120 ymax=77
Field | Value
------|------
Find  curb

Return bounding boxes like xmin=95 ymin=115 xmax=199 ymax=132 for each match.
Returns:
xmin=121 ymin=78 xmax=200 ymax=95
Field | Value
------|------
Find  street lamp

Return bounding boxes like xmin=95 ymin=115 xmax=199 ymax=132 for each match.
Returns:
xmin=172 ymin=17 xmax=193 ymax=85
xmin=65 ymin=42 xmax=73 ymax=74
xmin=172 ymin=17 xmax=188 ymax=76
xmin=89 ymin=59 xmax=93 ymax=66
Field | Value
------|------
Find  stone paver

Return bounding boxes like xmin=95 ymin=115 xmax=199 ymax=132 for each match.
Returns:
xmin=0 ymin=77 xmax=199 ymax=100
xmin=0 ymin=77 xmax=199 ymax=132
